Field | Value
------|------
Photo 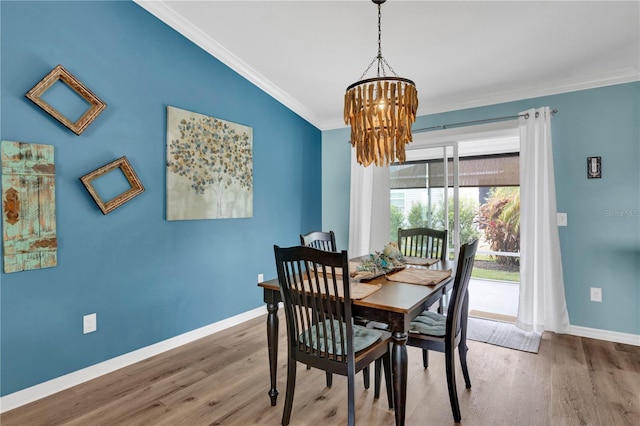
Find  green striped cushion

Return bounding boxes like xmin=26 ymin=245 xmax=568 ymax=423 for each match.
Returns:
xmin=410 ymin=310 xmax=446 ymax=337
xmin=299 ymin=319 xmax=383 ymax=355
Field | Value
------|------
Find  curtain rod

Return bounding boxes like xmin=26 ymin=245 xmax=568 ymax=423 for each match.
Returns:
xmin=413 ymin=108 xmax=558 ymax=134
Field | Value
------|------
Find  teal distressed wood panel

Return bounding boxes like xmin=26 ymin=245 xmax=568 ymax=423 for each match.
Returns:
xmin=1 ymin=141 xmax=57 ymax=273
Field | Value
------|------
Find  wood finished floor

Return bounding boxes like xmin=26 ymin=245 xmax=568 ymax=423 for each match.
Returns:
xmin=3 ymin=313 xmax=639 ymax=425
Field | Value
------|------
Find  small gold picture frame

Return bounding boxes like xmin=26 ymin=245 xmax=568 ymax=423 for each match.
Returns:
xmin=80 ymin=157 xmax=144 ymax=215
xmin=26 ymin=64 xmax=107 ymax=135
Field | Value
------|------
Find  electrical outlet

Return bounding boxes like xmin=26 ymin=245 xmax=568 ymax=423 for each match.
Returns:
xmin=258 ymin=273 xmax=264 ymax=283
xmin=83 ymin=313 xmax=97 ymax=334
xmin=557 ymin=212 xmax=568 ymax=226
xmin=590 ymin=287 xmax=602 ymax=302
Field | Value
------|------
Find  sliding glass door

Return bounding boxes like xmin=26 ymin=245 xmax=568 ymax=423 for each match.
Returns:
xmin=391 ymin=123 xmax=522 ymax=319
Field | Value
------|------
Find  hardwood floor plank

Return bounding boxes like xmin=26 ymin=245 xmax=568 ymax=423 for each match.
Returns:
xmin=2 ymin=313 xmax=639 ymax=426
xmin=588 ymin=369 xmax=640 ymax=426
xmin=550 ymin=364 xmax=601 ymax=425
xmin=65 ymin=367 xmax=209 ymax=425
xmin=462 ymin=341 xmax=548 ymax=425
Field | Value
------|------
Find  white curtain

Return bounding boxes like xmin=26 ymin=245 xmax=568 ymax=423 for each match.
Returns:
xmin=348 ymin=150 xmax=390 ymax=257
xmin=517 ymin=107 xmax=570 ymax=333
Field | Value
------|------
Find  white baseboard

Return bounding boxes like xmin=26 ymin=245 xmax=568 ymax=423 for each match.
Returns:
xmin=0 ymin=306 xmax=267 ymax=413
xmin=569 ymin=325 xmax=640 ymax=346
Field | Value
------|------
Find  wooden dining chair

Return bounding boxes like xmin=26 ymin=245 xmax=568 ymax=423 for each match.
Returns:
xmin=397 ymin=227 xmax=448 ymax=260
xmin=395 ymin=238 xmax=478 ymax=423
xmin=300 ymin=230 xmax=337 ymax=252
xmin=398 ymin=227 xmax=449 ymax=313
xmin=300 ymin=230 xmax=373 ymax=389
xmin=274 ymin=245 xmax=393 ymax=426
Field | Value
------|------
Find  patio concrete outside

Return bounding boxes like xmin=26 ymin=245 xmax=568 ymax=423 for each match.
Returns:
xmin=468 ymin=278 xmax=520 ymax=317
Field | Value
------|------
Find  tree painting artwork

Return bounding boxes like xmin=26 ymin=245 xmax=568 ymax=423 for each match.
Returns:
xmin=166 ymin=106 xmax=253 ymax=220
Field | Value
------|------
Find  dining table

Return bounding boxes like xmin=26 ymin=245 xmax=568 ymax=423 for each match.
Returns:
xmin=258 ymin=258 xmax=457 ymax=426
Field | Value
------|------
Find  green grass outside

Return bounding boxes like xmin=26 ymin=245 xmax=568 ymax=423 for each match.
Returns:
xmin=471 ymin=268 xmax=520 ymax=282
xmin=471 ymin=254 xmax=521 ymax=283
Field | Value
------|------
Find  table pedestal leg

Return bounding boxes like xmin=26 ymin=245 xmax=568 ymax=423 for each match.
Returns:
xmin=266 ymin=302 xmax=279 ymax=406
xmin=392 ymin=331 xmax=408 ymax=426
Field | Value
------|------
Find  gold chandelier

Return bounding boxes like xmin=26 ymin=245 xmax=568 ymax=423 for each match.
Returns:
xmin=344 ymin=0 xmax=418 ymax=167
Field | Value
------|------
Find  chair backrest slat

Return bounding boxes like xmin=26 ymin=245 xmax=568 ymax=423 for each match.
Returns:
xmin=398 ymin=227 xmax=448 ymax=260
xmin=446 ymin=239 xmax=479 ymax=338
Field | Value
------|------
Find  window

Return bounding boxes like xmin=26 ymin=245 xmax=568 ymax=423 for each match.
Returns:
xmin=390 ymin=190 xmax=405 ymax=214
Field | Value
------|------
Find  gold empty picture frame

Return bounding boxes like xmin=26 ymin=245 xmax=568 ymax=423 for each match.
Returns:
xmin=80 ymin=157 xmax=144 ymax=215
xmin=26 ymin=64 xmax=107 ymax=135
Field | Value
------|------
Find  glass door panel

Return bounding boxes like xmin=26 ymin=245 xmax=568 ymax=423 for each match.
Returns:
xmin=390 ymin=144 xmax=460 ymax=259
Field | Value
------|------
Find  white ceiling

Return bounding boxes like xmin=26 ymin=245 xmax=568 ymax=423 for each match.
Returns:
xmin=135 ymin=0 xmax=640 ymax=130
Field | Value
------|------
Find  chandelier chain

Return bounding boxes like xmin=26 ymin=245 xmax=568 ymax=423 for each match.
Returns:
xmin=377 ymin=3 xmax=383 ymax=76
xmin=358 ymin=1 xmax=399 ymax=81
xmin=382 ymin=57 xmax=398 ymax=77
xmin=358 ymin=57 xmax=379 ymax=81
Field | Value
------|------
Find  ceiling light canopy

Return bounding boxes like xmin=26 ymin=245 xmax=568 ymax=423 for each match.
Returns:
xmin=344 ymin=0 xmax=418 ymax=167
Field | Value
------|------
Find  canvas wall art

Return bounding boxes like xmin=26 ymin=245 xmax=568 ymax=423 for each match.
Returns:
xmin=1 ymin=141 xmax=57 ymax=273
xmin=166 ymin=106 xmax=253 ymax=220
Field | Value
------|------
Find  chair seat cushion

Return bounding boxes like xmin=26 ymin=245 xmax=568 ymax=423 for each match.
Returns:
xmin=410 ymin=310 xmax=446 ymax=337
xmin=299 ymin=320 xmax=383 ymax=355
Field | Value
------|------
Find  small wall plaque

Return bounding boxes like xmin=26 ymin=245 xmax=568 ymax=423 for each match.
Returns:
xmin=26 ymin=65 xmax=106 ymax=135
xmin=80 ymin=157 xmax=144 ymax=214
xmin=587 ymin=156 xmax=601 ymax=179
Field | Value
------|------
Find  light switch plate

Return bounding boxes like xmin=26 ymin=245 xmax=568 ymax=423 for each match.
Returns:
xmin=557 ymin=212 xmax=568 ymax=227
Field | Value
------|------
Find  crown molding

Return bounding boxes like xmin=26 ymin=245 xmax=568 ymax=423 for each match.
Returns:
xmin=423 ymin=68 xmax=640 ymax=117
xmin=133 ymin=0 xmax=322 ymax=128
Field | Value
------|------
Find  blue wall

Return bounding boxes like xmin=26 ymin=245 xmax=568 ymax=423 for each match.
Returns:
xmin=1 ymin=1 xmax=321 ymax=396
xmin=323 ymin=82 xmax=640 ymax=336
